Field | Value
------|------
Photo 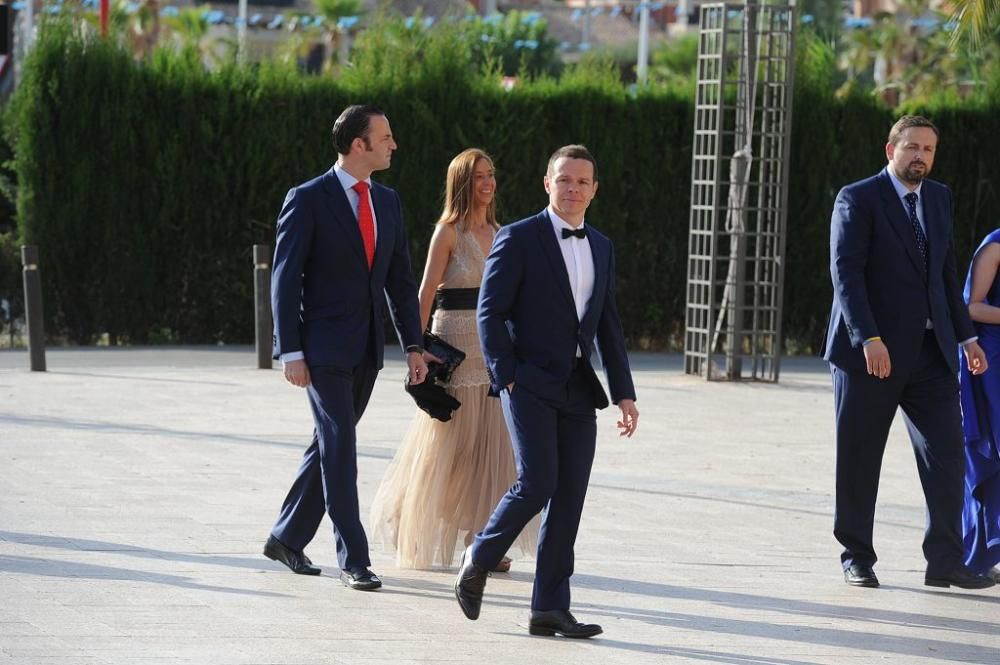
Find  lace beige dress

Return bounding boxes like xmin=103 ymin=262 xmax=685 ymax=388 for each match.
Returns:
xmin=370 ymin=223 xmax=538 ymax=569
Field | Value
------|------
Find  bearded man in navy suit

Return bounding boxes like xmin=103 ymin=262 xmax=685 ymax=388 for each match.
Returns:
xmin=264 ymin=104 xmax=431 ymax=591
xmin=824 ymin=115 xmax=994 ymax=590
xmin=454 ymin=145 xmax=640 ymax=638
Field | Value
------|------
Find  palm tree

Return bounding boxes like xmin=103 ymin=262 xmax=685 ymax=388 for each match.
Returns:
xmin=837 ymin=1 xmax=998 ymax=105
xmin=163 ymin=7 xmax=210 ymax=54
xmin=125 ymin=0 xmax=162 ymax=60
xmin=312 ymin=0 xmax=365 ymax=72
xmin=162 ymin=7 xmax=235 ymax=66
xmin=949 ymin=0 xmax=1000 ymax=47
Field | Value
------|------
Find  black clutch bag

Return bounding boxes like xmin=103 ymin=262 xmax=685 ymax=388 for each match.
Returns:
xmin=423 ymin=332 xmax=466 ymax=383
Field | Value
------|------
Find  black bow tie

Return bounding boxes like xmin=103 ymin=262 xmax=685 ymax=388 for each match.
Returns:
xmin=561 ymin=227 xmax=587 ymax=240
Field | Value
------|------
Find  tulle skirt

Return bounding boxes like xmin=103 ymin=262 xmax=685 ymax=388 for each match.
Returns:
xmin=370 ymin=383 xmax=538 ymax=569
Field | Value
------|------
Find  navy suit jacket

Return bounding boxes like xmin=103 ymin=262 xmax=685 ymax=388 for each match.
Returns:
xmin=271 ymin=168 xmax=422 ymax=369
xmin=477 ymin=210 xmax=636 ymax=408
xmin=823 ymin=168 xmax=974 ymax=375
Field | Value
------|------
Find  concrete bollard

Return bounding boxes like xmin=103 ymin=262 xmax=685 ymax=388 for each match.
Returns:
xmin=253 ymin=244 xmax=272 ymax=370
xmin=21 ymin=245 xmax=46 ymax=372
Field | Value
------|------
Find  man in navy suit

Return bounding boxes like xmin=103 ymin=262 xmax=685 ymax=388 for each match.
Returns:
xmin=264 ymin=105 xmax=429 ymax=591
xmin=455 ymin=145 xmax=640 ymax=637
xmin=824 ymin=115 xmax=994 ymax=590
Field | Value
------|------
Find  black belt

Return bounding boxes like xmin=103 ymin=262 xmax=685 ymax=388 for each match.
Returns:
xmin=436 ymin=288 xmax=479 ymax=311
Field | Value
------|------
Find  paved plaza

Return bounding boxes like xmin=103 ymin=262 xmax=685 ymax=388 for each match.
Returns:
xmin=1 ymin=347 xmax=998 ymax=664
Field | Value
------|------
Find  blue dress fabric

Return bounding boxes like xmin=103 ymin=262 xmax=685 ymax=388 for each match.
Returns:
xmin=959 ymin=229 xmax=1000 ymax=574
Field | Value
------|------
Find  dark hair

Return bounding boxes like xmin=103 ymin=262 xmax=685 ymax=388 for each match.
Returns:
xmin=546 ymin=144 xmax=598 ymax=181
xmin=331 ymin=104 xmax=385 ymax=155
xmin=888 ymin=115 xmax=939 ymax=146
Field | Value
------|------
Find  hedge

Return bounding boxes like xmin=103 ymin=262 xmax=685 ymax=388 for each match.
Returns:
xmin=5 ymin=21 xmax=999 ymax=352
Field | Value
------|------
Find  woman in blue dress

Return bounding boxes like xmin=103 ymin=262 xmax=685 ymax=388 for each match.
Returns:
xmin=959 ymin=230 xmax=1000 ymax=581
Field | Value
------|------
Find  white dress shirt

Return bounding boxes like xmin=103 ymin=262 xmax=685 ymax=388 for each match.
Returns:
xmin=884 ymin=165 xmax=936 ymax=332
xmin=886 ymin=165 xmax=925 ymax=235
xmin=281 ymin=164 xmax=378 ymax=365
xmin=334 ymin=162 xmax=378 ymax=244
xmin=884 ymin=166 xmax=976 ymax=345
xmin=548 ymin=207 xmax=595 ymax=357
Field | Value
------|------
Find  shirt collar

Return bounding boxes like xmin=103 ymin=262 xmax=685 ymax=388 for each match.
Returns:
xmin=547 ymin=206 xmax=585 ymax=233
xmin=334 ymin=162 xmax=371 ymax=192
xmin=886 ymin=164 xmax=923 ymax=202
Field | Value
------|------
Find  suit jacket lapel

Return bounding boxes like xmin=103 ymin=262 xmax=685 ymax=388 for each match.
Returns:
xmin=922 ymin=184 xmax=945 ymax=271
xmin=370 ymin=183 xmax=394 ymax=275
xmin=536 ymin=211 xmax=578 ymax=316
xmin=321 ymin=168 xmax=368 ymax=269
xmin=877 ymin=169 xmax=926 ymax=280
xmin=580 ymin=232 xmax=608 ymax=331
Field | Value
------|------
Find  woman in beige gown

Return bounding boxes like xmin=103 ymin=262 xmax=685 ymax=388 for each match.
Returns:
xmin=370 ymin=148 xmax=538 ymax=570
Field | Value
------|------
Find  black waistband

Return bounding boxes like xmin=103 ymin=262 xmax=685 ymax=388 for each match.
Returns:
xmin=436 ymin=288 xmax=479 ymax=311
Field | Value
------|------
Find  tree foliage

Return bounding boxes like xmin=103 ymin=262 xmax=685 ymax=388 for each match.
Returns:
xmin=6 ymin=19 xmax=1000 ymax=352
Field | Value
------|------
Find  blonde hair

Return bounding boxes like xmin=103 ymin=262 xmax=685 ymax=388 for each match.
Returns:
xmin=437 ymin=148 xmax=498 ymax=230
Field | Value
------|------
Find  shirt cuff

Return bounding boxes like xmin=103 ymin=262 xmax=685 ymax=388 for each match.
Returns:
xmin=960 ymin=336 xmax=979 ymax=346
xmin=280 ymin=351 xmax=305 ymax=366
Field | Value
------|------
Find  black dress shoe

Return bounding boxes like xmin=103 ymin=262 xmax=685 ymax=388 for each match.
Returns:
xmin=339 ymin=567 xmax=382 ymax=591
xmin=844 ymin=563 xmax=879 ymax=587
xmin=263 ymin=535 xmax=321 ymax=575
xmin=925 ymin=566 xmax=996 ymax=589
xmin=529 ymin=609 xmax=603 ymax=639
xmin=454 ymin=546 xmax=489 ymax=620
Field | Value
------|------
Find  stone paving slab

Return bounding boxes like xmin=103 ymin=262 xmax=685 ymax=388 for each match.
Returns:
xmin=1 ymin=348 xmax=998 ymax=664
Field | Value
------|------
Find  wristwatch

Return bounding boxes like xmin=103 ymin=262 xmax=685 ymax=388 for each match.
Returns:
xmin=405 ymin=345 xmax=424 ymax=355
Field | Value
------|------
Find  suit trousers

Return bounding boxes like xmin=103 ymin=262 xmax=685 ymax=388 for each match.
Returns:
xmin=832 ymin=330 xmax=967 ymax=576
xmin=271 ymin=351 xmax=379 ymax=571
xmin=472 ymin=363 xmax=598 ymax=611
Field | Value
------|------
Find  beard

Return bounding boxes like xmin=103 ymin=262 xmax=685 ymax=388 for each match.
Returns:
xmin=900 ymin=160 xmax=929 ymax=184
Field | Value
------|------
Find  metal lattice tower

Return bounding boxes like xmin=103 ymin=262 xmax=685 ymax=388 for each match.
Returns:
xmin=684 ymin=0 xmax=796 ymax=382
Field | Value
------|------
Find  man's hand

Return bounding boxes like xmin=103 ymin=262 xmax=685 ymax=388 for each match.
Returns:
xmin=408 ymin=351 xmax=430 ymax=385
xmin=284 ymin=359 xmax=311 ymax=388
xmin=863 ymin=339 xmax=891 ymax=379
xmin=617 ymin=398 xmax=639 ymax=438
xmin=964 ymin=340 xmax=989 ymax=376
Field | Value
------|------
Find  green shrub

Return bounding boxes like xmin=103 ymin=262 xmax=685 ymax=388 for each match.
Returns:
xmin=7 ymin=20 xmax=1000 ymax=352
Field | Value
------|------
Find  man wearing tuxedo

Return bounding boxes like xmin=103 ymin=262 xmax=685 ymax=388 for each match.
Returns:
xmin=265 ymin=104 xmax=429 ymax=591
xmin=824 ymin=115 xmax=995 ymax=590
xmin=455 ymin=145 xmax=640 ymax=637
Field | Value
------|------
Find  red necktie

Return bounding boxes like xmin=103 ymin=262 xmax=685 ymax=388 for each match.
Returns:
xmin=352 ymin=181 xmax=376 ymax=269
